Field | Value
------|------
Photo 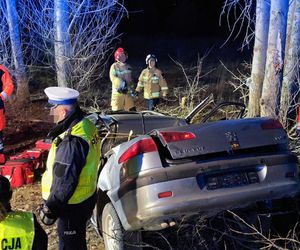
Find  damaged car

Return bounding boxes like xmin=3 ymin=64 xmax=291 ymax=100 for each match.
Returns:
xmin=89 ymin=95 xmax=300 ymax=250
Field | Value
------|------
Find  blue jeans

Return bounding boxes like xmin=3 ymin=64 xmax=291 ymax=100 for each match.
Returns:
xmin=147 ymin=98 xmax=160 ymax=111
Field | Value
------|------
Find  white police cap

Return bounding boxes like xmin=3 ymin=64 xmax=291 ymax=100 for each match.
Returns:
xmin=44 ymin=87 xmax=79 ymax=105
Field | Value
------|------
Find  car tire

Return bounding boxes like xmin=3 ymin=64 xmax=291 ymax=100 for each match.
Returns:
xmin=102 ymin=202 xmax=142 ymax=250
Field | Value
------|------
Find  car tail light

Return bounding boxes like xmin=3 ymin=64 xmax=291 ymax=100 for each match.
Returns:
xmin=118 ymin=138 xmax=158 ymax=164
xmin=158 ymin=191 xmax=173 ymax=199
xmin=159 ymin=131 xmax=196 ymax=143
xmin=261 ymin=119 xmax=283 ymax=130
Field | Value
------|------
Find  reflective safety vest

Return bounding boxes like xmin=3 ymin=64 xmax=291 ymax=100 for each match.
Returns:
xmin=0 ymin=211 xmax=34 ymax=250
xmin=42 ymin=118 xmax=101 ymax=204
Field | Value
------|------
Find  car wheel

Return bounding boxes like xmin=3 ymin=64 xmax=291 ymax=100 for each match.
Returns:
xmin=102 ymin=202 xmax=142 ymax=250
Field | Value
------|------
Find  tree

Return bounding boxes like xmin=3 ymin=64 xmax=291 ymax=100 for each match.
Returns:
xmin=259 ymin=0 xmax=289 ymax=117
xmin=20 ymin=0 xmax=126 ymax=93
xmin=1 ymin=0 xmax=29 ymax=103
xmin=280 ymin=0 xmax=300 ymax=127
xmin=247 ymin=0 xmax=270 ymax=117
xmin=54 ymin=0 xmax=72 ymax=87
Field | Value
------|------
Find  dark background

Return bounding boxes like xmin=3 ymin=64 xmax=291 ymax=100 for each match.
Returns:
xmin=115 ymin=0 xmax=253 ymax=64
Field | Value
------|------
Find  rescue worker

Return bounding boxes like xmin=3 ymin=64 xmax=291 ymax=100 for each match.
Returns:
xmin=0 ymin=175 xmax=47 ymax=250
xmin=0 ymin=65 xmax=14 ymax=164
xmin=40 ymin=86 xmax=101 ymax=250
xmin=109 ymin=47 xmax=136 ymax=111
xmin=136 ymin=54 xmax=168 ymax=111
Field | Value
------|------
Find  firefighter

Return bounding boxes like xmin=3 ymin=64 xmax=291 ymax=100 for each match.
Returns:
xmin=40 ymin=86 xmax=101 ymax=250
xmin=0 ymin=65 xmax=14 ymax=164
xmin=136 ymin=54 xmax=168 ymax=111
xmin=109 ymin=47 xmax=136 ymax=111
xmin=0 ymin=175 xmax=47 ymax=250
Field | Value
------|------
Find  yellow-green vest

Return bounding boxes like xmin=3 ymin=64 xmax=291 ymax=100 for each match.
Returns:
xmin=0 ymin=211 xmax=34 ymax=250
xmin=42 ymin=118 xmax=101 ymax=204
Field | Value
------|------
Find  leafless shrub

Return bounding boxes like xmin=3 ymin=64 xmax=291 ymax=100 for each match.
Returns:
xmin=220 ymin=61 xmax=250 ymax=115
xmin=156 ymin=54 xmax=214 ymax=119
xmin=141 ymin=209 xmax=300 ymax=250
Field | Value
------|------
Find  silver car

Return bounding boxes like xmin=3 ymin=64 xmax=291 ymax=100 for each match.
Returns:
xmin=90 ymin=97 xmax=300 ymax=250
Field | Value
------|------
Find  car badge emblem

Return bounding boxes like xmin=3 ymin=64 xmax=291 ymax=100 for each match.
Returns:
xmin=225 ymin=131 xmax=240 ymax=150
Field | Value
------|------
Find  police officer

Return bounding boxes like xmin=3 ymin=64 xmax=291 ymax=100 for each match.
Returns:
xmin=109 ymin=47 xmax=136 ymax=111
xmin=0 ymin=175 xmax=47 ymax=250
xmin=40 ymin=87 xmax=101 ymax=250
xmin=136 ymin=54 xmax=168 ymax=111
xmin=0 ymin=65 xmax=14 ymax=164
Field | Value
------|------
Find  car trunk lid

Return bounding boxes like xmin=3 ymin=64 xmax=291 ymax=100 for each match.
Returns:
xmin=151 ymin=118 xmax=288 ymax=160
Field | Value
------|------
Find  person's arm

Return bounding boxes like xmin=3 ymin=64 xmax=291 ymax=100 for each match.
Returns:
xmin=158 ymin=70 xmax=168 ymax=97
xmin=45 ymin=136 xmax=89 ymax=215
xmin=136 ymin=70 xmax=145 ymax=92
xmin=32 ymin=214 xmax=48 ymax=250
xmin=0 ymin=66 xmax=14 ymax=102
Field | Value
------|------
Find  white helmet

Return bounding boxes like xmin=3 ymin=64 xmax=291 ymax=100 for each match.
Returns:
xmin=145 ymin=54 xmax=158 ymax=65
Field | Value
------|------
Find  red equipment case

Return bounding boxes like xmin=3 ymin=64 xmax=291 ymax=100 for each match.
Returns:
xmin=0 ymin=159 xmax=34 ymax=188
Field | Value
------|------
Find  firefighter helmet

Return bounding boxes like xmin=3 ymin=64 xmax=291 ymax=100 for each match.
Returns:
xmin=114 ymin=47 xmax=125 ymax=61
xmin=0 ymin=176 xmax=12 ymax=203
xmin=145 ymin=54 xmax=158 ymax=65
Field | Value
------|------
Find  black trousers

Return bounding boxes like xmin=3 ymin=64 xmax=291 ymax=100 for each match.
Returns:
xmin=57 ymin=193 xmax=96 ymax=250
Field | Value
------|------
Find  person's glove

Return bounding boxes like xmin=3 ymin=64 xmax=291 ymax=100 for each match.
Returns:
xmin=0 ymin=92 xmax=8 ymax=102
xmin=130 ymin=90 xmax=139 ymax=98
xmin=39 ymin=205 xmax=57 ymax=225
xmin=117 ymin=81 xmax=128 ymax=94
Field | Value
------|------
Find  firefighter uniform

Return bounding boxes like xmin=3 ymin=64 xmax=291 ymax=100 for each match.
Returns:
xmin=41 ymin=87 xmax=101 ymax=250
xmin=0 ymin=65 xmax=14 ymax=163
xmin=136 ymin=67 xmax=168 ymax=110
xmin=110 ymin=62 xmax=135 ymax=111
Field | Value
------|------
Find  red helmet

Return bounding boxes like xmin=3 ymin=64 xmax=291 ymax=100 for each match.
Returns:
xmin=114 ymin=47 xmax=125 ymax=61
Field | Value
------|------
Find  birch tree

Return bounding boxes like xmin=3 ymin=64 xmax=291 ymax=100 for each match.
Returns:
xmin=0 ymin=0 xmax=29 ymax=102
xmin=20 ymin=0 xmax=126 ymax=92
xmin=280 ymin=0 xmax=300 ymax=127
xmin=259 ymin=0 xmax=289 ymax=117
xmin=247 ymin=0 xmax=270 ymax=117
xmin=54 ymin=0 xmax=72 ymax=87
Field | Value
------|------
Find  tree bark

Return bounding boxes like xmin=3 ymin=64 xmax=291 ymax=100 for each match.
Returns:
xmin=260 ymin=0 xmax=289 ymax=117
xmin=54 ymin=0 xmax=72 ymax=87
xmin=280 ymin=0 xmax=300 ymax=126
xmin=248 ymin=0 xmax=270 ymax=117
xmin=5 ymin=0 xmax=29 ymax=103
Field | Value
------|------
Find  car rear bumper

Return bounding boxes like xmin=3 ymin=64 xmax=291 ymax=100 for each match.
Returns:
xmin=115 ymin=157 xmax=300 ymax=231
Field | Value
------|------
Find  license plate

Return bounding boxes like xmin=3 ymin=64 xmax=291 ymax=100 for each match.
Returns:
xmin=198 ymin=170 xmax=260 ymax=190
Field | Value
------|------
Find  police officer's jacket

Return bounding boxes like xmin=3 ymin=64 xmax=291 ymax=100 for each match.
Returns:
xmin=41 ymin=106 xmax=101 ymax=214
xmin=0 ymin=210 xmax=47 ymax=250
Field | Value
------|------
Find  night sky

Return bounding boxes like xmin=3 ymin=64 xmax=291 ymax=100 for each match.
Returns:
xmin=116 ymin=0 xmax=252 ymax=63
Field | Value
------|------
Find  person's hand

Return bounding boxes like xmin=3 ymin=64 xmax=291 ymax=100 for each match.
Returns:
xmin=117 ymin=81 xmax=128 ymax=94
xmin=39 ymin=205 xmax=57 ymax=225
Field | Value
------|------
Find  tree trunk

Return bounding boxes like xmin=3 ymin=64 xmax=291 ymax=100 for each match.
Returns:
xmin=260 ymin=0 xmax=289 ymax=117
xmin=54 ymin=0 xmax=72 ymax=87
xmin=5 ymin=0 xmax=29 ymax=103
xmin=247 ymin=0 xmax=270 ymax=117
xmin=280 ymin=0 xmax=300 ymax=126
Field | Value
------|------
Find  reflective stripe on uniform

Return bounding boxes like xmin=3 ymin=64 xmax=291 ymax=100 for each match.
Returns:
xmin=144 ymin=92 xmax=160 ymax=99
xmin=42 ymin=118 xmax=101 ymax=204
xmin=0 ymin=211 xmax=35 ymax=250
xmin=161 ymin=87 xmax=168 ymax=90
